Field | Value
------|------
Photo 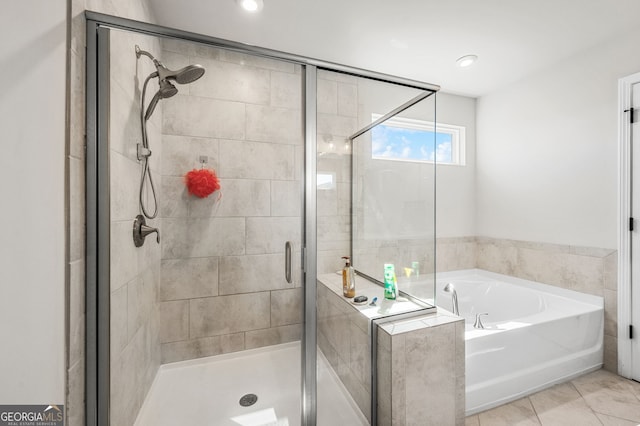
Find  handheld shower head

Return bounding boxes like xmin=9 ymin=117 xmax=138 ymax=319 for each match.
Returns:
xmin=144 ymin=79 xmax=178 ymax=121
xmin=443 ymin=283 xmax=459 ymax=316
xmin=136 ymin=45 xmax=206 ymax=121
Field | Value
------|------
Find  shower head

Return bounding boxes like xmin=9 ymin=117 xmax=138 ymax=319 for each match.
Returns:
xmin=144 ymin=79 xmax=178 ymax=121
xmin=443 ymin=283 xmax=455 ymax=293
xmin=136 ymin=45 xmax=206 ymax=121
xmin=156 ymin=63 xmax=205 ymax=85
xmin=136 ymin=44 xmax=205 ymax=85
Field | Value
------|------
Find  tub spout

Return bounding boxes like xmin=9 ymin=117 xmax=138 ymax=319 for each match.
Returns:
xmin=474 ymin=313 xmax=488 ymax=329
xmin=443 ymin=283 xmax=459 ymax=316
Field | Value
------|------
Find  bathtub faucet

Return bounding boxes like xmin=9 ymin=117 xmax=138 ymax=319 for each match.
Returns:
xmin=474 ymin=313 xmax=488 ymax=329
xmin=443 ymin=283 xmax=459 ymax=316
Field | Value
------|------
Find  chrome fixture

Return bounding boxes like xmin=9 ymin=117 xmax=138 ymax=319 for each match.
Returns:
xmin=443 ymin=283 xmax=459 ymax=316
xmin=135 ymin=45 xmax=206 ymax=219
xmin=474 ymin=313 xmax=488 ymax=329
xmin=133 ymin=214 xmax=159 ymax=247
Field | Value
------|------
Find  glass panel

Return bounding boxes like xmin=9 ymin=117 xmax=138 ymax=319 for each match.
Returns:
xmin=352 ymin=90 xmax=437 ymax=306
xmin=107 ymin=29 xmax=305 ymax=425
xmin=315 ymin=69 xmax=436 ymax=426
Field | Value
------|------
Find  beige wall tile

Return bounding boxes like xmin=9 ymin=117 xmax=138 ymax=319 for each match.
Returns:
xmin=391 ymin=334 xmax=406 ymax=426
xmin=604 ymin=289 xmax=618 ymax=337
xmin=161 ymin=134 xmax=219 ymax=177
xmin=69 ymin=157 xmax=85 ymax=262
xmin=189 ymin=58 xmax=270 ymax=105
xmin=246 ymin=217 xmax=301 ymax=255
xmin=66 ymin=359 xmax=84 ymax=426
xmin=159 ymin=176 xmax=190 ymax=218
xmin=271 ymin=180 xmax=302 ymax=217
xmin=219 ymin=254 xmax=293 ymax=294
xmin=271 ymin=288 xmax=303 ymax=327
xmin=197 ymin=179 xmax=270 ymax=217
xmin=190 ymin=292 xmax=270 ymax=338
xmin=270 ymin=71 xmax=302 ymax=110
xmin=160 ymin=333 xmax=245 ymax=364
xmin=163 ymin=95 xmax=245 ymax=139
xmin=317 ymin=113 xmax=358 ymax=138
xmin=405 ymin=325 xmax=456 ymax=425
xmin=219 ymin=139 xmax=295 ymax=180
xmin=160 ymin=257 xmax=218 ymax=301
xmin=110 ymin=284 xmax=128 ymax=362
xmin=110 ymin=220 xmax=139 ymax=291
xmin=604 ymin=251 xmax=618 ymax=291
xmin=159 ymin=300 xmax=189 ymax=343
xmin=317 ymin=78 xmax=338 ymax=114
xmin=604 ymin=334 xmax=618 ymax=373
xmin=245 ymin=323 xmax=302 ymax=349
xmin=161 ymin=217 xmax=245 ymax=259
xmin=246 ymin=104 xmax=303 ymax=144
xmin=338 ymin=83 xmax=358 ymax=117
xmin=69 ymin=260 xmax=85 ymax=368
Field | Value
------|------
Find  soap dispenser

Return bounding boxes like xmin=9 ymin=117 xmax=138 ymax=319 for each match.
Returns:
xmin=342 ymin=256 xmax=356 ymax=298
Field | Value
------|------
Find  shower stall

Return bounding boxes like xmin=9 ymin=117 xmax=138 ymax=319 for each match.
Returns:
xmin=85 ymin=12 xmax=441 ymax=426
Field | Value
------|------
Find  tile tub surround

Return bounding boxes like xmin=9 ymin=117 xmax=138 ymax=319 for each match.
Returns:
xmin=377 ymin=315 xmax=465 ymax=426
xmin=317 ymin=273 xmax=464 ymax=425
xmin=158 ymin=41 xmax=305 ymax=363
xmin=431 ymin=236 xmax=618 ymax=373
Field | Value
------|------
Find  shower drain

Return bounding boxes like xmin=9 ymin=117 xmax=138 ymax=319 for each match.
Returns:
xmin=239 ymin=393 xmax=258 ymax=407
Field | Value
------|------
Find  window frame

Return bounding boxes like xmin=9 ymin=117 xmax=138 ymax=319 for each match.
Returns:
xmin=371 ymin=114 xmax=466 ymax=166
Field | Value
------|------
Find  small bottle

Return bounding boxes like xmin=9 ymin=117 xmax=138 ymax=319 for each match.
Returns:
xmin=342 ymin=256 xmax=356 ymax=298
xmin=384 ymin=263 xmax=398 ymax=300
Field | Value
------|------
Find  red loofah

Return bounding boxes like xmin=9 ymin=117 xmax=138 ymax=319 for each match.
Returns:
xmin=185 ymin=168 xmax=220 ymax=198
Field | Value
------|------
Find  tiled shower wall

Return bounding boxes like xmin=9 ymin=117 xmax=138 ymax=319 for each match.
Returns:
xmin=437 ymin=236 xmax=618 ymax=372
xmin=67 ymin=1 xmax=158 ymax=426
xmin=109 ymin=30 xmax=163 ymax=426
xmin=156 ymin=40 xmax=305 ymax=363
xmin=316 ymin=70 xmax=359 ymax=275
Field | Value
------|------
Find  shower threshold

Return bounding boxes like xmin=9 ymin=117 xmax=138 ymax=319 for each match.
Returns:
xmin=134 ymin=341 xmax=369 ymax=426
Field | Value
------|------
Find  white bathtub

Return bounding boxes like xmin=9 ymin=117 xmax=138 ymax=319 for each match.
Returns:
xmin=435 ymin=269 xmax=603 ymax=415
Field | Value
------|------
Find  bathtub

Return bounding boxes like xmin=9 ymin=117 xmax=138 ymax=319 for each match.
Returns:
xmin=434 ymin=269 xmax=603 ymax=415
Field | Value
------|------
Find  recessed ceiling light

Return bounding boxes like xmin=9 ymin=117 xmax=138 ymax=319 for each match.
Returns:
xmin=236 ymin=0 xmax=264 ymax=12
xmin=456 ymin=55 xmax=478 ymax=68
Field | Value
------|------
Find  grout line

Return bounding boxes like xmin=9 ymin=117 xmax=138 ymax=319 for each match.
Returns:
xmin=525 ymin=396 xmax=543 ymax=425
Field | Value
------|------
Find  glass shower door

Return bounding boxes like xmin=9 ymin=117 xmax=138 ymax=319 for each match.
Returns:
xmin=103 ymin=27 xmax=307 ymax=425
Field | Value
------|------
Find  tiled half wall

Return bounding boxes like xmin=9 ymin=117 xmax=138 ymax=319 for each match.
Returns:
xmin=438 ymin=236 xmax=618 ymax=372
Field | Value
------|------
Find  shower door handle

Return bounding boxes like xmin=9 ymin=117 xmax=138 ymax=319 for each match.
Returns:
xmin=285 ymin=241 xmax=292 ymax=284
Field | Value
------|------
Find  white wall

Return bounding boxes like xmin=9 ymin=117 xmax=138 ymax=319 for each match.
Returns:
xmin=477 ymin=27 xmax=640 ymax=249
xmin=436 ymin=93 xmax=476 ymax=238
xmin=0 ymin=0 xmax=66 ymax=404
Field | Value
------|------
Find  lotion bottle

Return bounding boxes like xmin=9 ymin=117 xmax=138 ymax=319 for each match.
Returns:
xmin=342 ymin=256 xmax=356 ymax=298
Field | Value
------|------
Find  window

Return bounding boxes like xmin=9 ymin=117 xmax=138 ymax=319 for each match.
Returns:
xmin=371 ymin=114 xmax=465 ymax=165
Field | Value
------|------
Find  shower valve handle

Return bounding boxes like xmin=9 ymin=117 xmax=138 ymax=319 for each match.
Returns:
xmin=133 ymin=214 xmax=160 ymax=247
xmin=141 ymin=224 xmax=160 ymax=244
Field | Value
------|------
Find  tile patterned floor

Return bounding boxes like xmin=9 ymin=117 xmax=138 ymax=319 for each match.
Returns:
xmin=466 ymin=369 xmax=640 ymax=426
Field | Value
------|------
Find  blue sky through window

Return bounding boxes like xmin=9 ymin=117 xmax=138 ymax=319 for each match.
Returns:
xmin=371 ymin=124 xmax=453 ymax=163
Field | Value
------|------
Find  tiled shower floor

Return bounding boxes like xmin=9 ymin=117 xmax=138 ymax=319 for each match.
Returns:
xmin=134 ymin=341 xmax=368 ymax=426
xmin=466 ymin=369 xmax=640 ymax=426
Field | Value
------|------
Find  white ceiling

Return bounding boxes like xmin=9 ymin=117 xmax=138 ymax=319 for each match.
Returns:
xmin=148 ymin=0 xmax=640 ymax=97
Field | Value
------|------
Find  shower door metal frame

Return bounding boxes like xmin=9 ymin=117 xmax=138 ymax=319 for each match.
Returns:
xmin=85 ymin=11 xmax=439 ymax=426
